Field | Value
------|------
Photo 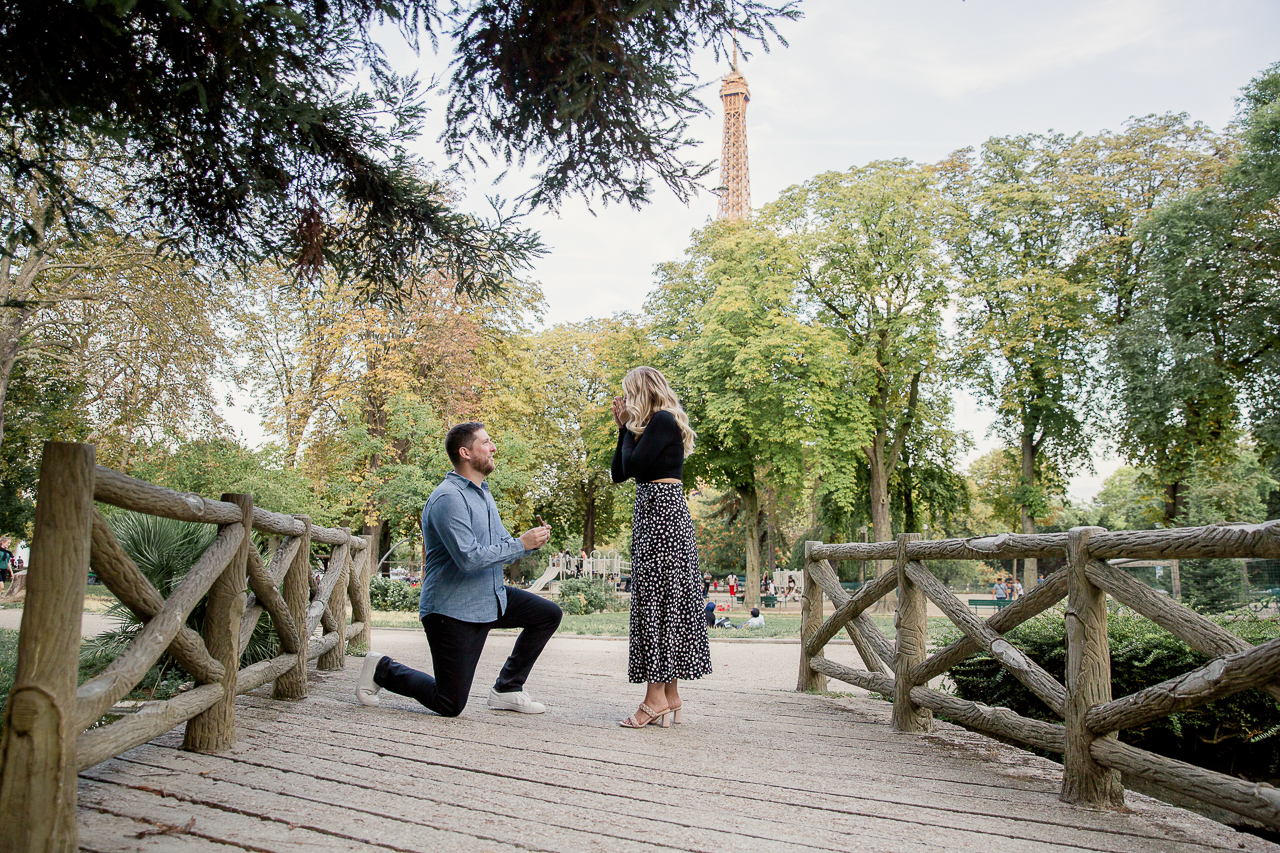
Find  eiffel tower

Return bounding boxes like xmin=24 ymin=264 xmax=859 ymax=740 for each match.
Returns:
xmin=717 ymin=45 xmax=751 ymax=221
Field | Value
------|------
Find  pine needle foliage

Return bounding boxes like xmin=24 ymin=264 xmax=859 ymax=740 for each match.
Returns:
xmin=0 ymin=0 xmax=798 ymax=297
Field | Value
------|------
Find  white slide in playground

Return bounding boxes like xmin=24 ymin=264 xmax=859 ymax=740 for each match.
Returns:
xmin=526 ymin=562 xmax=562 ymax=594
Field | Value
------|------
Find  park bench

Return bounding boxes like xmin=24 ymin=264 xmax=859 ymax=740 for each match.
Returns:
xmin=968 ymin=598 xmax=1013 ymax=613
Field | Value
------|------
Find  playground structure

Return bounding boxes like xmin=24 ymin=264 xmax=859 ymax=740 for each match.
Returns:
xmin=526 ymin=550 xmax=632 ymax=594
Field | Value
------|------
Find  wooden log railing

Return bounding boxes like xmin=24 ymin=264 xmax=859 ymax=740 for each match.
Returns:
xmin=799 ymin=518 xmax=1280 ymax=832
xmin=0 ymin=442 xmax=373 ymax=852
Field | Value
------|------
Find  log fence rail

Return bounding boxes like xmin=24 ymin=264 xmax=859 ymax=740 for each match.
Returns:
xmin=798 ymin=518 xmax=1280 ymax=831
xmin=0 ymin=442 xmax=373 ymax=852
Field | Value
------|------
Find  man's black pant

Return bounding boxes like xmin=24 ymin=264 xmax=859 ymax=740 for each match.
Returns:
xmin=373 ymin=587 xmax=562 ymax=717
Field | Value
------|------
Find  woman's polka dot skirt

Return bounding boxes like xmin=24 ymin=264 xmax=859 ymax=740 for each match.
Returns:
xmin=628 ymin=482 xmax=713 ymax=684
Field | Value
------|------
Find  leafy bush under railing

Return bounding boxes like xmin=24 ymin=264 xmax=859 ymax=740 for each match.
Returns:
xmin=369 ymin=576 xmax=421 ymax=611
xmin=943 ymin=610 xmax=1280 ymax=781
xmin=557 ymin=577 xmax=624 ymax=615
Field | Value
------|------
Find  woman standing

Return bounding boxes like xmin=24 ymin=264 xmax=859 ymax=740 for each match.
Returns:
xmin=610 ymin=366 xmax=712 ymax=728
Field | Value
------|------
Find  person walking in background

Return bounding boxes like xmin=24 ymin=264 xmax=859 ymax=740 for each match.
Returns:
xmin=611 ymin=366 xmax=712 ymax=728
xmin=357 ymin=422 xmax=559 ymax=717
xmin=994 ymin=578 xmax=1008 ymax=601
xmin=728 ymin=573 xmax=737 ymax=599
xmin=0 ymin=535 xmax=12 ymax=593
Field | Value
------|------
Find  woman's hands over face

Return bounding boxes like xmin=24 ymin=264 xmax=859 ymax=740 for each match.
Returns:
xmin=612 ymin=396 xmax=628 ymax=428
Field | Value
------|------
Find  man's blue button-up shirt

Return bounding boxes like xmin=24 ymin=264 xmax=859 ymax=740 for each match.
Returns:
xmin=419 ymin=471 xmax=528 ymax=623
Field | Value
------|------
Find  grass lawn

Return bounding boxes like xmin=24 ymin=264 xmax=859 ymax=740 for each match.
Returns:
xmin=0 ymin=628 xmax=17 ymax=707
xmin=84 ymin=582 xmax=119 ymax=611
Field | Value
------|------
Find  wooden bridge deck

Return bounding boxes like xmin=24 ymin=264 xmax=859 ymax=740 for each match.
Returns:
xmin=76 ymin=634 xmax=1277 ymax=853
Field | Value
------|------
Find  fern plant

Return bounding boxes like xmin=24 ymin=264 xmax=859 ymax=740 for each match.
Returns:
xmin=80 ymin=512 xmax=280 ymax=699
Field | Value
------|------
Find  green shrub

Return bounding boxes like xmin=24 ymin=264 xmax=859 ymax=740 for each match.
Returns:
xmin=556 ymin=578 xmax=619 ymax=615
xmin=1182 ymin=558 xmax=1248 ymax=614
xmin=369 ymin=576 xmax=420 ymax=611
xmin=943 ymin=610 xmax=1280 ymax=781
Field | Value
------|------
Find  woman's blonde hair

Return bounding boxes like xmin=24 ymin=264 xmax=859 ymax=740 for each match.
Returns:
xmin=622 ymin=366 xmax=696 ymax=456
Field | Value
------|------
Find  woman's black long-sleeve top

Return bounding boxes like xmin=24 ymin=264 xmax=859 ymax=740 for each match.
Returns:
xmin=610 ymin=409 xmax=684 ymax=483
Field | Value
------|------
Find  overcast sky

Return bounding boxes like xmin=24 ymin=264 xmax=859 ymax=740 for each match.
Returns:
xmin=226 ymin=0 xmax=1280 ymax=503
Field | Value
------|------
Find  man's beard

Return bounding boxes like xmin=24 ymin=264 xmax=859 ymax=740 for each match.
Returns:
xmin=477 ymin=457 xmax=497 ymax=475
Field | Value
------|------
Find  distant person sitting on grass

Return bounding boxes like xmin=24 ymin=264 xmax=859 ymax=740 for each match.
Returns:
xmin=739 ymin=608 xmax=764 ymax=629
xmin=704 ymin=600 xmax=717 ymax=627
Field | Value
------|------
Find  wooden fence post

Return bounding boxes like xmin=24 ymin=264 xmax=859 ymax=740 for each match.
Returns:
xmin=348 ymin=541 xmax=372 ymax=652
xmin=184 ymin=493 xmax=252 ymax=753
xmin=892 ymin=532 xmax=930 ymax=733
xmin=318 ymin=528 xmax=351 ymax=671
xmin=0 ymin=442 xmax=95 ymax=853
xmin=1062 ymin=525 xmax=1125 ymax=807
xmin=797 ymin=542 xmax=828 ymax=692
xmin=273 ymin=516 xmax=311 ymax=700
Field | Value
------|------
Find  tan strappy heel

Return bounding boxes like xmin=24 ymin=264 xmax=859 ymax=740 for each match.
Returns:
xmin=619 ymin=702 xmax=672 ymax=728
xmin=668 ymin=702 xmax=682 ymax=724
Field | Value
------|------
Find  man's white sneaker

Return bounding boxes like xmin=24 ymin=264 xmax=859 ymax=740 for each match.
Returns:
xmin=487 ymin=688 xmax=545 ymax=714
xmin=356 ymin=651 xmax=387 ymax=706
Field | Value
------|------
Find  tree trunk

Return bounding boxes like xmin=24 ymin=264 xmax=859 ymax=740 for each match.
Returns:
xmin=902 ymin=449 xmax=917 ymax=533
xmin=740 ymin=487 xmax=761 ymax=610
xmin=362 ymin=521 xmax=384 ymax=577
xmin=583 ymin=479 xmax=596 ymax=553
xmin=1021 ymin=433 xmax=1038 ymax=592
xmin=1163 ymin=480 xmax=1186 ymax=528
xmin=0 ymin=346 xmax=16 ymax=450
xmin=867 ymin=430 xmax=892 ymax=575
xmin=0 ymin=301 xmax=37 ymax=450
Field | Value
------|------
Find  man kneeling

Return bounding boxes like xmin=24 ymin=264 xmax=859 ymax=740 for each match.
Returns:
xmin=357 ymin=422 xmax=560 ymax=716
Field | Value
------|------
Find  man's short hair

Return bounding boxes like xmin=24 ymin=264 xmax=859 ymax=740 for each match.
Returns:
xmin=445 ymin=422 xmax=486 ymax=466
xmin=750 ymin=607 xmax=760 ymax=617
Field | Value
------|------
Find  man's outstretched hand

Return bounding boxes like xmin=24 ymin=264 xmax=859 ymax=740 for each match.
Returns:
xmin=520 ymin=522 xmax=551 ymax=550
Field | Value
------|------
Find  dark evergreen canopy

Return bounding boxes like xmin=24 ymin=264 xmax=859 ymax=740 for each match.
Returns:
xmin=0 ymin=0 xmax=797 ymax=297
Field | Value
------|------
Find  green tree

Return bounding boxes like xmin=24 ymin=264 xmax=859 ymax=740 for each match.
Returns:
xmin=128 ymin=438 xmax=328 ymax=521
xmin=1115 ymin=65 xmax=1280 ymax=524
xmin=648 ymin=219 xmax=843 ymax=608
xmin=0 ymin=353 xmax=88 ymax=537
xmin=519 ymin=322 xmax=628 ymax=553
xmin=942 ymin=134 xmax=1099 ymax=589
xmin=1090 ymin=467 xmax=1162 ymax=532
xmin=967 ymin=448 xmax=1066 ymax=533
xmin=1180 ymin=559 xmax=1247 ymax=614
xmin=766 ymin=160 xmax=948 ymax=568
xmin=0 ymin=0 xmax=797 ymax=293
